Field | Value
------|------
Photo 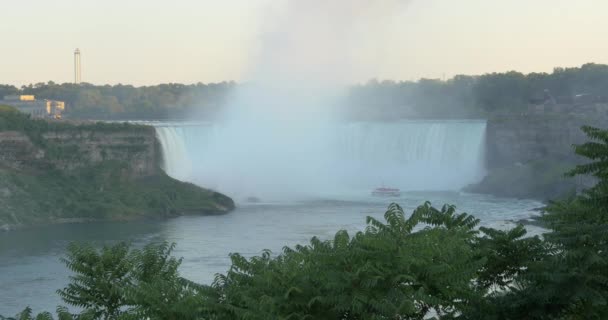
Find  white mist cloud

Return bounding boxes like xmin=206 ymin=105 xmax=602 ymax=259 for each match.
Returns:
xmin=247 ymin=0 xmax=411 ymax=88
xmin=184 ymin=0 xmax=412 ymax=200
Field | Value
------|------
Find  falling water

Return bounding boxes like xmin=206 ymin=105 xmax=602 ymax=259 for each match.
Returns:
xmin=154 ymin=120 xmax=486 ymax=199
xmin=155 ymin=125 xmax=192 ymax=181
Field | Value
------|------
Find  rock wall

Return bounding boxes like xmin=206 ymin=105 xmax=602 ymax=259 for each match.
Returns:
xmin=0 ymin=125 xmax=160 ymax=176
xmin=486 ymin=112 xmax=608 ymax=169
xmin=474 ymin=110 xmax=608 ymax=199
xmin=0 ymin=131 xmax=42 ymax=171
xmin=0 ymin=121 xmax=235 ymax=231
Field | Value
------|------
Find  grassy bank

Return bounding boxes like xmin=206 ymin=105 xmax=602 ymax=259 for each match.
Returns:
xmin=0 ymin=162 xmax=234 ymax=230
xmin=0 ymin=106 xmax=234 ymax=230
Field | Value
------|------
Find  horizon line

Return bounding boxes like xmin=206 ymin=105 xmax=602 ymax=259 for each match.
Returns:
xmin=3 ymin=62 xmax=605 ymax=89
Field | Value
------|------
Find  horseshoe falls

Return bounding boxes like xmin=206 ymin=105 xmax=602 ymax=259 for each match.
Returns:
xmin=154 ymin=120 xmax=487 ymax=200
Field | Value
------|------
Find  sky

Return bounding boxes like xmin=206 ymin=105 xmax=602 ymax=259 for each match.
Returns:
xmin=1 ymin=0 xmax=607 ymax=86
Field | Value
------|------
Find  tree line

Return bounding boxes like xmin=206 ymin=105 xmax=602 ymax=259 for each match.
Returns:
xmin=1 ymin=63 xmax=608 ymax=120
xmin=345 ymin=63 xmax=608 ymax=119
xmin=3 ymin=125 xmax=608 ymax=319
xmin=0 ymin=82 xmax=236 ymax=120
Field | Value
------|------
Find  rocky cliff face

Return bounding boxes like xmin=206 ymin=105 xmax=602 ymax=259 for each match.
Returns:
xmin=0 ymin=115 xmax=234 ymax=231
xmin=0 ymin=131 xmax=42 ymax=171
xmin=0 ymin=126 xmax=159 ymax=176
xmin=485 ymin=114 xmax=604 ymax=169
xmin=470 ymin=111 xmax=607 ymax=200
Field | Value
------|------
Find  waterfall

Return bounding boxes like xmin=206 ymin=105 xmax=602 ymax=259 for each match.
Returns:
xmin=333 ymin=121 xmax=486 ymax=191
xmin=155 ymin=125 xmax=192 ymax=181
xmin=154 ymin=120 xmax=486 ymax=199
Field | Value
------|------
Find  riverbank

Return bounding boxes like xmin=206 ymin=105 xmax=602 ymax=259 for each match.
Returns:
xmin=0 ymin=105 xmax=235 ymax=231
xmin=0 ymin=164 xmax=235 ymax=232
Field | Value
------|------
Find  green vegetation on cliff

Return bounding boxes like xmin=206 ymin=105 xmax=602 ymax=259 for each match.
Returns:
xmin=0 ymin=106 xmax=234 ymax=229
xmin=0 ymin=162 xmax=233 ymax=228
xmin=0 ymin=104 xmax=151 ymax=143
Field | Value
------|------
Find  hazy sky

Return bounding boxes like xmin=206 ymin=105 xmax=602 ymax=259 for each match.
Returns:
xmin=1 ymin=0 xmax=607 ymax=86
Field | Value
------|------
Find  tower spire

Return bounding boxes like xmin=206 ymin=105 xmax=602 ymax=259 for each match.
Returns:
xmin=74 ymin=48 xmax=82 ymax=84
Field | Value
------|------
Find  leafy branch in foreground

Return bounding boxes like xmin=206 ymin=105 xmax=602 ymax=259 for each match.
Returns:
xmin=52 ymin=241 xmax=207 ymax=320
xmin=208 ymin=203 xmax=527 ymax=320
xmin=0 ymin=306 xmax=80 ymax=320
xmin=477 ymin=125 xmax=608 ymax=320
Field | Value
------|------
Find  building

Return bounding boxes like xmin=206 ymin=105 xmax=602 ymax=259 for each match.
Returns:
xmin=0 ymin=95 xmax=65 ymax=119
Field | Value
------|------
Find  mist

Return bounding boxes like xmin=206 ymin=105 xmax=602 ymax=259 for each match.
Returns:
xmin=167 ymin=0 xmax=487 ymax=201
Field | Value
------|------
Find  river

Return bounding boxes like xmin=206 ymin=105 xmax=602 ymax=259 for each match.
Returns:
xmin=0 ymin=192 xmax=543 ymax=315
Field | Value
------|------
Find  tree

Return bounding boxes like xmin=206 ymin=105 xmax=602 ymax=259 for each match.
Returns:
xmin=57 ymin=242 xmax=133 ymax=319
xmin=209 ymin=203 xmax=487 ymax=319
xmin=539 ymin=126 xmax=608 ymax=318
xmin=53 ymin=242 xmax=207 ymax=320
xmin=484 ymin=126 xmax=608 ymax=319
xmin=0 ymin=306 xmax=81 ymax=320
xmin=123 ymin=242 xmax=212 ymax=320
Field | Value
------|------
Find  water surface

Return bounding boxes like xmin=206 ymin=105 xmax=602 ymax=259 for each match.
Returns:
xmin=0 ymin=192 xmax=543 ymax=315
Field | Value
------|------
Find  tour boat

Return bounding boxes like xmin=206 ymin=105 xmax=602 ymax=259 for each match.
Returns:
xmin=371 ymin=187 xmax=401 ymax=197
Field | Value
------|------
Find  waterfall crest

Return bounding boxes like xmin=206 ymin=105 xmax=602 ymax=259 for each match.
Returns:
xmin=154 ymin=120 xmax=486 ymax=199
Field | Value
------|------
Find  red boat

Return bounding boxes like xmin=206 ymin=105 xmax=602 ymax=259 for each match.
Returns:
xmin=371 ymin=187 xmax=401 ymax=197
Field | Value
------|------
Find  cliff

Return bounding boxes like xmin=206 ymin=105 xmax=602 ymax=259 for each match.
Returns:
xmin=0 ymin=106 xmax=235 ymax=231
xmin=0 ymin=126 xmax=159 ymax=175
xmin=467 ymin=109 xmax=607 ymax=200
xmin=485 ymin=113 xmax=604 ymax=169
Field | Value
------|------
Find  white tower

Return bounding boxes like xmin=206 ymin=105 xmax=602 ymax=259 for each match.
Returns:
xmin=74 ymin=48 xmax=82 ymax=84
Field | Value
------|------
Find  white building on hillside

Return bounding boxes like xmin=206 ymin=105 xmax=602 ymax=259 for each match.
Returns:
xmin=0 ymin=95 xmax=65 ymax=119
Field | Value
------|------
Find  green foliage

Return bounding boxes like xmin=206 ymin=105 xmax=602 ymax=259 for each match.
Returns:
xmin=2 ymin=243 xmax=205 ymax=320
xmin=0 ymin=162 xmax=234 ymax=227
xmin=208 ymin=203 xmax=486 ymax=319
xmin=538 ymin=126 xmax=608 ymax=319
xmin=58 ymin=243 xmax=133 ymax=319
xmin=0 ymin=306 xmax=79 ymax=320
xmin=345 ymin=63 xmax=608 ymax=119
xmin=0 ymin=108 xmax=234 ymax=227
xmin=5 ymin=63 xmax=608 ymax=120
xmin=57 ymin=242 xmax=207 ymax=320
xmin=122 ymin=242 xmax=214 ymax=320
xmin=10 ymin=82 xmax=236 ymax=120
xmin=474 ymin=225 xmax=547 ymax=292
xmin=0 ymin=105 xmax=152 ymax=148
xmin=480 ymin=126 xmax=608 ymax=319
